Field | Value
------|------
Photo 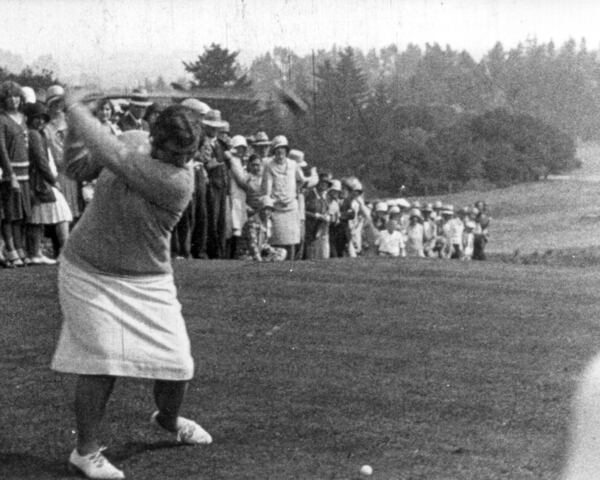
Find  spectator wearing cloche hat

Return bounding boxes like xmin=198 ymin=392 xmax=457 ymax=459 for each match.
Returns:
xmin=227 ymin=135 xmax=250 ymax=258
xmin=405 ymin=208 xmax=425 ymax=257
xmin=305 ymin=171 xmax=334 ymax=260
xmin=43 ymin=84 xmax=80 ymax=238
xmin=261 ymin=135 xmax=310 ymax=260
xmin=118 ymin=88 xmax=151 ymax=132
xmin=24 ymin=101 xmax=72 ymax=264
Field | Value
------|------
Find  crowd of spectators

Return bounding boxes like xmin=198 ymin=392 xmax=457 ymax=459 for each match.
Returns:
xmin=0 ymin=82 xmax=490 ymax=268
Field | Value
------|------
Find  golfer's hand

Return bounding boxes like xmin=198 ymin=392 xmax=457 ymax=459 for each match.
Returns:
xmin=10 ymin=175 xmax=20 ymax=190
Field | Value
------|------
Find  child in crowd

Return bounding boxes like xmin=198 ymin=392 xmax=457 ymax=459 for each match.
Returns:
xmin=375 ymin=219 xmax=406 ymax=257
xmin=239 ymin=196 xmax=287 ymax=262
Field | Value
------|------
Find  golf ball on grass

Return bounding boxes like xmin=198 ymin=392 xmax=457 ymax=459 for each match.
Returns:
xmin=360 ymin=465 xmax=373 ymax=476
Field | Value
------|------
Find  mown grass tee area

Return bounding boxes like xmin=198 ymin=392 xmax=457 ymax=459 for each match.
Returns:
xmin=2 ymin=256 xmax=600 ymax=479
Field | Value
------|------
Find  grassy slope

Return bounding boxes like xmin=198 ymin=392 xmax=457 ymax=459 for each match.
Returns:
xmin=425 ymin=143 xmax=600 ymax=254
xmin=2 ymin=259 xmax=600 ymax=479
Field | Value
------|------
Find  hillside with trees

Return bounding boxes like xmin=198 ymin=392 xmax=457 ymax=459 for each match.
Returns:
xmin=245 ymin=40 xmax=588 ymax=195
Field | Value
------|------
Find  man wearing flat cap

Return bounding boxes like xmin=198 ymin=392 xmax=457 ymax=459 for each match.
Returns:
xmin=118 ymin=88 xmax=151 ymax=132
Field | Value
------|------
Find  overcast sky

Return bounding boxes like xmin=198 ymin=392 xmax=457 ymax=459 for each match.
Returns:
xmin=1 ymin=0 xmax=599 ymax=86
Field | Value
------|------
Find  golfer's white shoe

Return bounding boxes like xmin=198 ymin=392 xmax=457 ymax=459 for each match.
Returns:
xmin=150 ymin=410 xmax=213 ymax=445
xmin=68 ymin=447 xmax=125 ymax=479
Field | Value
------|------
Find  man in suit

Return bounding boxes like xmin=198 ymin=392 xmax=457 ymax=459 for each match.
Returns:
xmin=118 ymin=89 xmax=151 ymax=132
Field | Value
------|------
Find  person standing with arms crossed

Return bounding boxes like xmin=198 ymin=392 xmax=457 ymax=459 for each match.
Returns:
xmin=51 ymin=94 xmax=212 ymax=479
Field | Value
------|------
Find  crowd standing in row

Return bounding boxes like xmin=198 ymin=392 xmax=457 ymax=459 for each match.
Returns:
xmin=0 ymin=83 xmax=490 ymax=268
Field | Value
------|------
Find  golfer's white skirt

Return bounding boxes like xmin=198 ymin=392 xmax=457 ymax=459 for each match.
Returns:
xmin=51 ymin=257 xmax=194 ymax=380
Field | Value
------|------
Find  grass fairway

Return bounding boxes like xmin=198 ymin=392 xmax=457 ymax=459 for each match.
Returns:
xmin=2 ymin=259 xmax=600 ymax=479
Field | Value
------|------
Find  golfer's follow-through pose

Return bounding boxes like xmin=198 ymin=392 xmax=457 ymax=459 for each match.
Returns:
xmin=51 ymin=96 xmax=212 ymax=479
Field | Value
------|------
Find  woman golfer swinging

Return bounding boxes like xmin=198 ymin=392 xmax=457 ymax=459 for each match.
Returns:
xmin=51 ymin=95 xmax=211 ymax=479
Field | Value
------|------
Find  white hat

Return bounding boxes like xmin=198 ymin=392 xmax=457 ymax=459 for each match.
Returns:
xmin=181 ymin=98 xmax=211 ymax=115
xmin=288 ymin=149 xmax=307 ymax=167
xmin=46 ymin=85 xmax=65 ymax=105
xmin=397 ymin=198 xmax=410 ymax=209
xmin=388 ymin=205 xmax=400 ymax=214
xmin=259 ymin=196 xmax=275 ymax=210
xmin=21 ymin=86 xmax=36 ymax=104
xmin=230 ymin=135 xmax=248 ymax=149
xmin=375 ymin=201 xmax=389 ymax=213
xmin=465 ymin=220 xmax=476 ymax=229
xmin=271 ymin=135 xmax=289 ymax=151
xmin=202 ymin=109 xmax=227 ymax=128
xmin=329 ymin=179 xmax=342 ymax=192
xmin=409 ymin=208 xmax=422 ymax=218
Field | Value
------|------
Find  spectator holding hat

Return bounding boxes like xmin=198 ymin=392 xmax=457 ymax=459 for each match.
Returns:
xmin=117 ymin=88 xmax=151 ymax=132
xmin=261 ymin=135 xmax=308 ymax=260
xmin=0 ymin=80 xmax=31 ymax=266
xmin=200 ymin=109 xmax=230 ymax=259
xmin=24 ymin=101 xmax=71 ymax=264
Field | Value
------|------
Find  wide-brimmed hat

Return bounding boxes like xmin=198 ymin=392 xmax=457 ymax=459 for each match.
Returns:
xmin=24 ymin=101 xmax=49 ymax=122
xmin=288 ymin=149 xmax=307 ymax=167
xmin=389 ymin=205 xmax=400 ymax=214
xmin=329 ymin=179 xmax=342 ymax=192
xmin=412 ymin=200 xmax=422 ymax=209
xmin=271 ymin=135 xmax=289 ymax=151
xmin=45 ymin=84 xmax=64 ymax=105
xmin=433 ymin=200 xmax=443 ymax=209
xmin=230 ymin=134 xmax=248 ymax=150
xmin=202 ymin=109 xmax=228 ymax=128
xmin=129 ymin=88 xmax=152 ymax=107
xmin=181 ymin=98 xmax=210 ymax=115
xmin=253 ymin=131 xmax=270 ymax=146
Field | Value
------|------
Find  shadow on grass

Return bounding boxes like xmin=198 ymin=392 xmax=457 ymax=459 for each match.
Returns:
xmin=0 ymin=452 xmax=65 ymax=478
xmin=0 ymin=442 xmax=181 ymax=478
xmin=108 ymin=440 xmax=183 ymax=461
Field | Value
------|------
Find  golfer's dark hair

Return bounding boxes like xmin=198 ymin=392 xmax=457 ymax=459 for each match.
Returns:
xmin=150 ymin=104 xmax=202 ymax=154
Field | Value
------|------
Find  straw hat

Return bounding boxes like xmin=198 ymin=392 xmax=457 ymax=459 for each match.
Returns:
xmin=442 ymin=204 xmax=454 ymax=215
xmin=271 ymin=135 xmax=290 ymax=151
xmin=253 ymin=131 xmax=270 ymax=146
xmin=202 ymin=109 xmax=227 ymax=128
xmin=288 ymin=149 xmax=307 ymax=167
xmin=181 ymin=98 xmax=210 ymax=115
xmin=129 ymin=88 xmax=152 ymax=107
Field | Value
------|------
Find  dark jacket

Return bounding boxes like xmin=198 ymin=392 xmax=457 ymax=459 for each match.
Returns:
xmin=117 ymin=111 xmax=149 ymax=132
xmin=28 ymin=129 xmax=56 ymax=203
